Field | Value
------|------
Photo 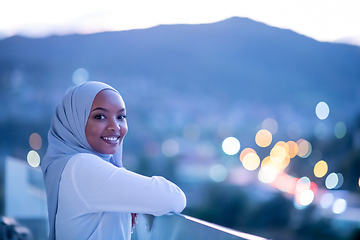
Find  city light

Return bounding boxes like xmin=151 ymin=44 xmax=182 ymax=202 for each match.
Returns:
xmin=239 ymin=148 xmax=256 ymax=162
xmin=286 ymin=141 xmax=298 ymax=158
xmin=218 ymin=102 xmax=353 ymax=215
xmin=325 ymin=173 xmax=338 ymax=189
xmin=297 ymin=139 xmax=312 ymax=158
xmin=298 ymin=190 xmax=314 ymax=206
xmin=242 ymin=152 xmax=260 ymax=171
xmin=27 ymin=150 xmax=40 ymax=167
xmin=255 ymin=129 xmax=272 ymax=147
xmin=296 ymin=177 xmax=311 ymax=193
xmin=72 ymin=68 xmax=89 ymax=85
xmin=261 ymin=118 xmax=278 ymax=135
xmin=334 ymin=122 xmax=347 ymax=139
xmin=270 ymin=145 xmax=287 ymax=164
xmin=161 ymin=139 xmax=179 ymax=157
xmin=29 ymin=133 xmax=42 ymax=150
xmin=334 ymin=173 xmax=344 ymax=189
xmin=320 ymin=192 xmax=334 ymax=209
xmin=210 ymin=164 xmax=228 ymax=182
xmin=314 ymin=160 xmax=328 ymax=178
xmin=258 ymin=165 xmax=277 ymax=183
xmin=332 ymin=198 xmax=347 ymax=214
xmin=315 ymin=101 xmax=330 ymax=120
xmin=222 ymin=137 xmax=240 ymax=155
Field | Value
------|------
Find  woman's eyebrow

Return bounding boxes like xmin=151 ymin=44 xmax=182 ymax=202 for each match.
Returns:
xmin=91 ymin=107 xmax=108 ymax=112
xmin=91 ymin=107 xmax=126 ymax=112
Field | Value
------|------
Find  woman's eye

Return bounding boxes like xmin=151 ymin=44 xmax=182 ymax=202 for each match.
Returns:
xmin=94 ymin=115 xmax=105 ymax=120
xmin=118 ymin=115 xmax=127 ymax=120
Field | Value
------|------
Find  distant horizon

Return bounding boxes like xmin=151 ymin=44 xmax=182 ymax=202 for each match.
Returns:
xmin=1 ymin=0 xmax=360 ymax=47
xmin=2 ymin=17 xmax=360 ymax=49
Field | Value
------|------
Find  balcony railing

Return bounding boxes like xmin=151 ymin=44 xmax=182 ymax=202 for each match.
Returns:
xmin=132 ymin=213 xmax=268 ymax=240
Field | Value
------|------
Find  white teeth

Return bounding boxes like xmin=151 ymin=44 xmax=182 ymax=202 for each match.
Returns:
xmin=103 ymin=137 xmax=118 ymax=141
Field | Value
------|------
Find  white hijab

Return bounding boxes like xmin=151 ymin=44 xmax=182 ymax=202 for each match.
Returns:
xmin=41 ymin=81 xmax=124 ymax=239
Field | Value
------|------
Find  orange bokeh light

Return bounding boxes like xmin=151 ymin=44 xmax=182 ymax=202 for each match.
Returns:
xmin=255 ymin=129 xmax=272 ymax=148
xmin=239 ymin=148 xmax=256 ymax=162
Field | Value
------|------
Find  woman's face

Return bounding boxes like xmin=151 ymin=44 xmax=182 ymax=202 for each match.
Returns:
xmin=85 ymin=89 xmax=128 ymax=154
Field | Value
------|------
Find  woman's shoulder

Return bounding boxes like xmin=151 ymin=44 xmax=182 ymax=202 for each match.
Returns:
xmin=70 ymin=152 xmax=102 ymax=161
xmin=68 ymin=153 xmax=109 ymax=169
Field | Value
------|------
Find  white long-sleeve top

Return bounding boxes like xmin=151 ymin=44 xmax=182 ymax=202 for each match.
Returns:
xmin=55 ymin=153 xmax=186 ymax=240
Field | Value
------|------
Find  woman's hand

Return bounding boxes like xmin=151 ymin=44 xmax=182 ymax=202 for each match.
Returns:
xmin=131 ymin=213 xmax=138 ymax=230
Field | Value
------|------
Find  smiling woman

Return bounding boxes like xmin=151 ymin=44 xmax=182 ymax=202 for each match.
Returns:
xmin=41 ymin=81 xmax=186 ymax=240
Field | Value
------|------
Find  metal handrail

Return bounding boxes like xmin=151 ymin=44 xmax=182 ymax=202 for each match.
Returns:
xmin=133 ymin=213 xmax=269 ymax=240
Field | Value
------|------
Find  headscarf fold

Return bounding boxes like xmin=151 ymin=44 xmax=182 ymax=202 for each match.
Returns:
xmin=41 ymin=81 xmax=124 ymax=239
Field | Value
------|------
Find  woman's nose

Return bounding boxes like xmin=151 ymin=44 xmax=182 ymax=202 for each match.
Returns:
xmin=107 ymin=118 xmax=120 ymax=131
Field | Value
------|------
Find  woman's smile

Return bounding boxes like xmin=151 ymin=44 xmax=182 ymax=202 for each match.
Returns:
xmin=101 ymin=135 xmax=120 ymax=144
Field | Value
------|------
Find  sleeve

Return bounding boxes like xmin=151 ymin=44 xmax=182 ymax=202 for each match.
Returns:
xmin=70 ymin=154 xmax=186 ymax=216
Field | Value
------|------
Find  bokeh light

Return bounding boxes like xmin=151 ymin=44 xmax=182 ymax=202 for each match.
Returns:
xmin=334 ymin=122 xmax=347 ymax=139
xmin=310 ymin=182 xmax=318 ymax=194
xmin=297 ymin=139 xmax=312 ymax=158
xmin=286 ymin=177 xmax=299 ymax=195
xmin=332 ymin=198 xmax=347 ymax=214
xmin=239 ymin=148 xmax=256 ymax=162
xmin=262 ymin=155 xmax=289 ymax=174
xmin=242 ymin=152 xmax=260 ymax=171
xmin=271 ymin=173 xmax=289 ymax=192
xmin=222 ymin=137 xmax=240 ymax=155
xmin=255 ymin=129 xmax=272 ymax=147
xmin=72 ymin=68 xmax=89 ymax=85
xmin=299 ymin=190 xmax=314 ymax=206
xmin=261 ymin=118 xmax=278 ymax=135
xmin=315 ymin=101 xmax=330 ymax=120
xmin=161 ymin=139 xmax=179 ymax=157
xmin=287 ymin=141 xmax=298 ymax=158
xmin=281 ymin=157 xmax=291 ymax=171
xmin=275 ymin=141 xmax=289 ymax=154
xmin=270 ymin=145 xmax=287 ymax=163
xmin=258 ymin=165 xmax=277 ymax=183
xmin=210 ymin=164 xmax=228 ymax=182
xmin=334 ymin=173 xmax=344 ymax=189
xmin=183 ymin=123 xmax=201 ymax=141
xmin=29 ymin=132 xmax=42 ymax=150
xmin=27 ymin=150 xmax=40 ymax=167
xmin=320 ymin=192 xmax=334 ymax=209
xmin=325 ymin=172 xmax=338 ymax=189
xmin=296 ymin=177 xmax=311 ymax=193
xmin=314 ymin=160 xmax=328 ymax=178
xmin=261 ymin=156 xmax=272 ymax=168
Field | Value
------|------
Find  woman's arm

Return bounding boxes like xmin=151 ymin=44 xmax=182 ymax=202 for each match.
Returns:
xmin=68 ymin=153 xmax=186 ymax=216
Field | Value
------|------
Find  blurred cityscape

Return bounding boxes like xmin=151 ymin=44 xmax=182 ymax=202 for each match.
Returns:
xmin=0 ymin=17 xmax=360 ymax=240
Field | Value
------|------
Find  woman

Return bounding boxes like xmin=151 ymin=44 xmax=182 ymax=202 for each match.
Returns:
xmin=41 ymin=81 xmax=186 ymax=240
